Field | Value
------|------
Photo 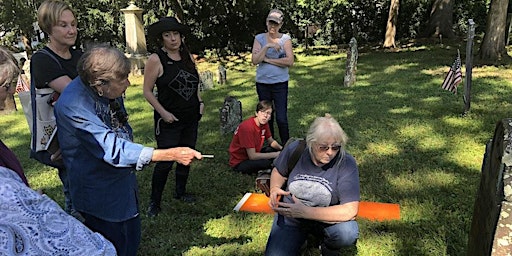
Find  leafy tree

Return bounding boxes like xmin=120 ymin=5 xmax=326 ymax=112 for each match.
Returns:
xmin=70 ymin=0 xmax=129 ymax=50
xmin=0 ymin=0 xmax=38 ymax=54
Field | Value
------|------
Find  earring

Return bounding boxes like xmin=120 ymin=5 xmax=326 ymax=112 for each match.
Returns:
xmin=98 ymin=89 xmax=103 ymax=96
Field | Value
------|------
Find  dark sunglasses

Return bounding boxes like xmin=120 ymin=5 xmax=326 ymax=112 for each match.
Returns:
xmin=316 ymin=144 xmax=341 ymax=152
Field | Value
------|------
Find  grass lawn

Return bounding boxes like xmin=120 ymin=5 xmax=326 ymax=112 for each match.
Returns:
xmin=2 ymin=42 xmax=512 ymax=255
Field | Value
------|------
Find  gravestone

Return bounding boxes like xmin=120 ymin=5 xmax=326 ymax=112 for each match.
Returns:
xmin=199 ymin=71 xmax=214 ymax=91
xmin=0 ymin=94 xmax=17 ymax=115
xmin=219 ymin=96 xmax=242 ymax=135
xmin=217 ymin=65 xmax=227 ymax=85
xmin=344 ymin=37 xmax=358 ymax=87
xmin=120 ymin=2 xmax=147 ymax=75
xmin=467 ymin=118 xmax=512 ymax=255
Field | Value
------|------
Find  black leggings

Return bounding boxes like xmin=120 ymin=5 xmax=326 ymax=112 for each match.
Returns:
xmin=150 ymin=117 xmax=198 ymax=204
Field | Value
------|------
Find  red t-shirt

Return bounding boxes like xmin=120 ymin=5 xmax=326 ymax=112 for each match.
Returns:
xmin=229 ymin=117 xmax=272 ymax=167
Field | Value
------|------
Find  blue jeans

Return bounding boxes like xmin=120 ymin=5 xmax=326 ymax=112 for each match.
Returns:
xmin=265 ymin=214 xmax=359 ymax=256
xmin=256 ymin=81 xmax=289 ymax=144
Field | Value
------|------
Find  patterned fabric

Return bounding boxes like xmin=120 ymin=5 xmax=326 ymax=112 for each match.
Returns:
xmin=0 ymin=167 xmax=117 ymax=256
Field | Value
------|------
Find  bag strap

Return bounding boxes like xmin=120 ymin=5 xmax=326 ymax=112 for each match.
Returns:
xmin=286 ymin=139 xmax=306 ymax=175
xmin=30 ymin=49 xmax=61 ymax=151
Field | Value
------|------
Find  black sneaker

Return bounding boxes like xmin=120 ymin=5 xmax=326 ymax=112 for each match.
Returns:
xmin=173 ymin=193 xmax=196 ymax=203
xmin=147 ymin=203 xmax=161 ymax=217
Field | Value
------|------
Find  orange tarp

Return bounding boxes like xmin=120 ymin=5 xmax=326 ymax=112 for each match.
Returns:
xmin=234 ymin=193 xmax=400 ymax=221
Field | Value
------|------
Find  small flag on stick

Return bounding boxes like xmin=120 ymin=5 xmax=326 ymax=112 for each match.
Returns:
xmin=441 ymin=50 xmax=462 ymax=94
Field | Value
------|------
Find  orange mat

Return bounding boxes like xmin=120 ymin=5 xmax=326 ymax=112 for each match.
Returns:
xmin=233 ymin=193 xmax=400 ymax=221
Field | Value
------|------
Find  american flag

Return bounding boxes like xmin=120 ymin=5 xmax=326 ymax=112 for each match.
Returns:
xmin=15 ymin=75 xmax=30 ymax=93
xmin=441 ymin=52 xmax=462 ymax=94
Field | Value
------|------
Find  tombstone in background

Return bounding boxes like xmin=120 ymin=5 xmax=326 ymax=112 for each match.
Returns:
xmin=199 ymin=71 xmax=214 ymax=91
xmin=219 ymin=96 xmax=242 ymax=135
xmin=121 ymin=1 xmax=147 ymax=75
xmin=467 ymin=118 xmax=512 ymax=255
xmin=0 ymin=95 xmax=17 ymax=115
xmin=218 ymin=65 xmax=226 ymax=85
xmin=343 ymin=37 xmax=358 ymax=87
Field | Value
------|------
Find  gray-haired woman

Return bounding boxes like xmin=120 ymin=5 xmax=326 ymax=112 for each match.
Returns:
xmin=265 ymin=114 xmax=359 ymax=255
xmin=55 ymin=45 xmax=203 ymax=256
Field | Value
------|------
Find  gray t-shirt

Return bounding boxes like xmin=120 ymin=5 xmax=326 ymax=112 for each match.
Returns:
xmin=274 ymin=140 xmax=360 ymax=207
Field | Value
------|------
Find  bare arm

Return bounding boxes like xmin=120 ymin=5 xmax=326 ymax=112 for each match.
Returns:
xmin=275 ymin=196 xmax=359 ymax=224
xmin=142 ymin=54 xmax=179 ymax=123
xmin=193 ymin=54 xmax=204 ymax=115
xmin=268 ymin=138 xmax=283 ymax=150
xmin=251 ymin=38 xmax=266 ymax=65
xmin=268 ymin=168 xmax=289 ymax=208
xmin=246 ymin=147 xmax=280 ymax=160
xmin=263 ymin=39 xmax=294 ymax=68
xmin=48 ymin=75 xmax=72 ymax=93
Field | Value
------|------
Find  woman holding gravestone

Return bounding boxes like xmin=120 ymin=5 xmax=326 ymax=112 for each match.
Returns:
xmin=29 ymin=0 xmax=82 ymax=219
xmin=143 ymin=17 xmax=204 ymax=217
xmin=251 ymin=8 xmax=294 ymax=145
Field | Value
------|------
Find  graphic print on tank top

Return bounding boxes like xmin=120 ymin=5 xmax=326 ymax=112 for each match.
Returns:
xmin=288 ymin=174 xmax=332 ymax=207
xmin=168 ymin=69 xmax=199 ymax=101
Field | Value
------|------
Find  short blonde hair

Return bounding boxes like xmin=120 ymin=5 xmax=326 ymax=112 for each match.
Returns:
xmin=37 ymin=0 xmax=76 ymax=34
xmin=305 ymin=113 xmax=348 ymax=149
xmin=77 ymin=45 xmax=131 ymax=87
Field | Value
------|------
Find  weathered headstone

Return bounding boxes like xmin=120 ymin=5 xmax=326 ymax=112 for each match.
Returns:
xmin=343 ymin=37 xmax=358 ymax=87
xmin=219 ymin=96 xmax=242 ymax=135
xmin=217 ymin=65 xmax=227 ymax=85
xmin=0 ymin=94 xmax=17 ymax=115
xmin=467 ymin=118 xmax=512 ymax=255
xmin=463 ymin=19 xmax=475 ymax=115
xmin=199 ymin=70 xmax=214 ymax=91
xmin=120 ymin=1 xmax=147 ymax=75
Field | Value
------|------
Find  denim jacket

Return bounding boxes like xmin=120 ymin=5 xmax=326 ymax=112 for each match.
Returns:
xmin=55 ymin=77 xmax=150 ymax=222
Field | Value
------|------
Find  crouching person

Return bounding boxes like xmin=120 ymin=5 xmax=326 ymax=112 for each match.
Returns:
xmin=265 ymin=114 xmax=359 ymax=256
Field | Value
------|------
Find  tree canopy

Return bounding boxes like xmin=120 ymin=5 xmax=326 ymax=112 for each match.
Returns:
xmin=0 ymin=0 xmax=491 ymax=56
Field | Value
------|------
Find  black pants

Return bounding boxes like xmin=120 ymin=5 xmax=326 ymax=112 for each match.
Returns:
xmin=232 ymin=146 xmax=277 ymax=174
xmin=150 ymin=116 xmax=198 ymax=205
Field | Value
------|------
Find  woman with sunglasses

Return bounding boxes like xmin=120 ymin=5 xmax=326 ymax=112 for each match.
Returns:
xmin=265 ymin=114 xmax=359 ymax=256
xmin=251 ymin=8 xmax=294 ymax=145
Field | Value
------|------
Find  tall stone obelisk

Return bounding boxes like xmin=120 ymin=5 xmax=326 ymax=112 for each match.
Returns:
xmin=121 ymin=1 xmax=147 ymax=75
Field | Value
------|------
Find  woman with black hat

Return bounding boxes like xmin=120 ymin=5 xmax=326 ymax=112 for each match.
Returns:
xmin=143 ymin=17 xmax=203 ymax=217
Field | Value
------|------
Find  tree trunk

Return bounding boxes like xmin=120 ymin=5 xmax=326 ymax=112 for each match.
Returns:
xmin=383 ymin=0 xmax=400 ymax=48
xmin=479 ymin=0 xmax=511 ymax=63
xmin=422 ymin=0 xmax=456 ymax=39
xmin=169 ymin=0 xmax=185 ymax=22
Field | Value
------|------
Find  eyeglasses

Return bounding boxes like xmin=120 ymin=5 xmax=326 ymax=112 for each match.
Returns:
xmin=259 ymin=110 xmax=272 ymax=116
xmin=316 ymin=144 xmax=341 ymax=152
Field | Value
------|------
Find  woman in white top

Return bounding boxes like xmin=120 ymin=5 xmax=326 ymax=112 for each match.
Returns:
xmin=251 ymin=9 xmax=294 ymax=145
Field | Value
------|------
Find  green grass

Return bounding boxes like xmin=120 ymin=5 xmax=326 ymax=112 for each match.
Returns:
xmin=3 ymin=43 xmax=512 ymax=255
